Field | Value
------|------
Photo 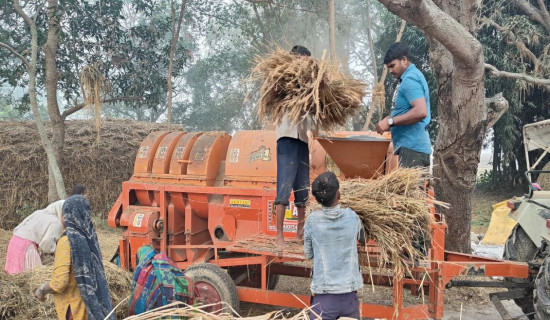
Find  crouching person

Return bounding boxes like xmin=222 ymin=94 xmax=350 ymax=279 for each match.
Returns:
xmin=128 ymin=245 xmax=194 ymax=315
xmin=304 ymin=172 xmax=363 ymax=320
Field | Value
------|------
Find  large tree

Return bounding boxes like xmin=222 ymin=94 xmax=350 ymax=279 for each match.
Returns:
xmin=377 ymin=0 xmax=503 ymax=252
xmin=0 ymin=0 xmax=190 ymax=201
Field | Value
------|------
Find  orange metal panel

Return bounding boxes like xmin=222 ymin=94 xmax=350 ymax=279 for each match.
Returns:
xmin=152 ymin=131 xmax=186 ymax=174
xmin=169 ymin=132 xmax=202 ymax=175
xmin=224 ymin=131 xmax=277 ymax=186
xmin=316 ymin=133 xmax=391 ymax=179
xmin=133 ymin=131 xmax=170 ymax=174
xmin=107 ymin=194 xmax=123 ymax=228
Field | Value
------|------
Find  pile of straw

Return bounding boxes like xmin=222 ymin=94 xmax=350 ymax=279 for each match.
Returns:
xmin=339 ymin=168 xmax=447 ymax=278
xmin=0 ymin=260 xmax=132 ymax=319
xmin=123 ymin=301 xmax=314 ymax=320
xmin=251 ymin=49 xmax=366 ymax=131
xmin=0 ymin=119 xmax=179 ymax=228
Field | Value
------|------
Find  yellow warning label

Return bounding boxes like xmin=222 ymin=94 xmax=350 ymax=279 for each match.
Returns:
xmin=229 ymin=199 xmax=251 ymax=208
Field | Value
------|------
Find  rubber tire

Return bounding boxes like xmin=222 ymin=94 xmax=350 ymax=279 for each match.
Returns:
xmin=503 ymin=224 xmax=538 ymax=318
xmin=534 ymin=256 xmax=550 ymax=319
xmin=184 ymin=263 xmax=240 ymax=313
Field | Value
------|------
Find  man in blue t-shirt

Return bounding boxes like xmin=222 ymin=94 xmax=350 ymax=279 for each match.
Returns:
xmin=376 ymin=42 xmax=432 ymax=168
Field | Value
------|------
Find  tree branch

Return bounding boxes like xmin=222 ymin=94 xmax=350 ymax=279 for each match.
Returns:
xmin=377 ymin=0 xmax=482 ymax=67
xmin=482 ymin=19 xmax=540 ymax=73
xmin=0 ymin=42 xmax=31 ymax=70
xmin=485 ymin=63 xmax=550 ymax=87
xmin=512 ymin=0 xmax=550 ymax=34
xmin=485 ymin=93 xmax=509 ymax=128
xmin=61 ymin=96 xmax=142 ymax=119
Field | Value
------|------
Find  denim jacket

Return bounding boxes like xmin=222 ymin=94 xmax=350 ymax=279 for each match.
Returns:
xmin=304 ymin=205 xmax=363 ymax=294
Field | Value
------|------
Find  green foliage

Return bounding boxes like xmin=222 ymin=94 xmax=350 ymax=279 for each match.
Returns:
xmin=479 ymin=0 xmax=550 ymax=190
xmin=475 ymin=170 xmax=494 ymax=191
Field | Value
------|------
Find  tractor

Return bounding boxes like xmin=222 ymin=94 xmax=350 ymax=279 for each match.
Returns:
xmin=503 ymin=119 xmax=550 ymax=319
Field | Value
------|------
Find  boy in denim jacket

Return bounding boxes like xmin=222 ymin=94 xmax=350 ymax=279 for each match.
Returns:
xmin=304 ymin=172 xmax=364 ymax=320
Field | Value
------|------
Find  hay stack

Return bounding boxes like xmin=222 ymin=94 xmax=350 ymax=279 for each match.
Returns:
xmin=0 ymin=119 xmax=180 ymax=229
xmin=339 ymin=168 xmax=446 ymax=278
xmin=0 ymin=261 xmax=132 ymax=319
xmin=251 ymin=49 xmax=366 ymax=131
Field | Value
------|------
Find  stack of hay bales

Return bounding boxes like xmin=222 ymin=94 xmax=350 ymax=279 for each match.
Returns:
xmin=251 ymin=49 xmax=366 ymax=131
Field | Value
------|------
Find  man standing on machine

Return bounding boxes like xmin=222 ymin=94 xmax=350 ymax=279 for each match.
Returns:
xmin=274 ymin=45 xmax=315 ymax=247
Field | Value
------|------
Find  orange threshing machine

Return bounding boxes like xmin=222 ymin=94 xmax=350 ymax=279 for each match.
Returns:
xmin=108 ymin=129 xmax=530 ymax=319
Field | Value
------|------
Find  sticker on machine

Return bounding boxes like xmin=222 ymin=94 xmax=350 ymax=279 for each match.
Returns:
xmin=229 ymin=148 xmax=240 ymax=163
xmin=229 ymin=199 xmax=251 ymax=208
xmin=137 ymin=146 xmax=149 ymax=159
xmin=133 ymin=213 xmax=144 ymax=227
xmin=267 ymin=200 xmax=298 ymax=232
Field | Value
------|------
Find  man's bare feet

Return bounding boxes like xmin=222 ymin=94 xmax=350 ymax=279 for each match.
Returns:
xmin=276 ymin=236 xmax=286 ymax=248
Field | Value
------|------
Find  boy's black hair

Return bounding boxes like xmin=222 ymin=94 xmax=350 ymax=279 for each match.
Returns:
xmin=312 ymin=171 xmax=339 ymax=207
xmin=290 ymin=45 xmax=311 ymax=57
xmin=383 ymin=42 xmax=410 ymax=64
xmin=71 ymin=184 xmax=86 ymax=196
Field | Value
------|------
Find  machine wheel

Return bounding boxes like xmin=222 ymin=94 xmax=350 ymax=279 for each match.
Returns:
xmin=184 ymin=263 xmax=240 ymax=314
xmin=534 ymin=256 xmax=550 ymax=319
xmin=503 ymin=224 xmax=538 ymax=317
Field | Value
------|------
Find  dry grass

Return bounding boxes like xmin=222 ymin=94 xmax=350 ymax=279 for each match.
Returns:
xmin=339 ymin=168 xmax=448 ymax=279
xmin=0 ymin=259 xmax=132 ymax=320
xmin=0 ymin=119 xmax=181 ymax=229
xmin=123 ymin=301 xmax=315 ymax=320
xmin=250 ymin=49 xmax=366 ymax=131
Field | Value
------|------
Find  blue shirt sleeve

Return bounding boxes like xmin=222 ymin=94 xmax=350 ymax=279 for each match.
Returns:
xmin=401 ymin=76 xmax=425 ymax=104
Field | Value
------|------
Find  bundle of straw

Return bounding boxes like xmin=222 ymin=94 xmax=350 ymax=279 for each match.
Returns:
xmin=339 ymin=168 xmax=447 ymax=278
xmin=0 ymin=260 xmax=132 ymax=320
xmin=251 ymin=49 xmax=366 ymax=131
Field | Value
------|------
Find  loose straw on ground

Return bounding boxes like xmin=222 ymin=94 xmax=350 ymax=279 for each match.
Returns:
xmin=0 ymin=260 xmax=132 ymax=320
xmin=250 ymin=49 xmax=367 ymax=131
xmin=123 ymin=301 xmax=317 ymax=320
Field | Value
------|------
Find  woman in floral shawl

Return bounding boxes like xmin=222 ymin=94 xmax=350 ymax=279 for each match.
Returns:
xmin=128 ymin=245 xmax=194 ymax=315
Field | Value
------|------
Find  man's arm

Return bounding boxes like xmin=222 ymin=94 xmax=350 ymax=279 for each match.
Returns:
xmin=303 ymin=221 xmax=313 ymax=259
xmin=375 ymin=97 xmax=427 ymax=134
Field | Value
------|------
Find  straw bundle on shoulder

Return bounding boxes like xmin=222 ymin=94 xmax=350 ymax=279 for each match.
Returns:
xmin=339 ymin=167 xmax=447 ymax=278
xmin=251 ymin=49 xmax=366 ymax=131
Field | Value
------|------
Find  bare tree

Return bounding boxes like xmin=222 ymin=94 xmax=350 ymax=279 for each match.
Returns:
xmin=0 ymin=0 xmax=67 ymax=200
xmin=167 ymin=0 xmax=188 ymax=129
xmin=328 ymin=0 xmax=337 ymax=60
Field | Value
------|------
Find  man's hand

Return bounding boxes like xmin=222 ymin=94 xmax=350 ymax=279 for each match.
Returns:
xmin=376 ymin=116 xmax=391 ymax=134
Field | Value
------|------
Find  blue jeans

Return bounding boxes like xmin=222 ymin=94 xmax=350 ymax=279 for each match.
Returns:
xmin=275 ymin=137 xmax=309 ymax=207
xmin=310 ymin=291 xmax=360 ymax=320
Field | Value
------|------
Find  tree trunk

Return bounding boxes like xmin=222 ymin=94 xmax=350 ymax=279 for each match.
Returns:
xmin=328 ymin=0 xmax=337 ymax=60
xmin=11 ymin=0 xmax=66 ymax=202
xmin=167 ymin=0 xmax=187 ymax=130
xmin=377 ymin=0 xmax=486 ymax=252
xmin=44 ymin=0 xmax=67 ymax=201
